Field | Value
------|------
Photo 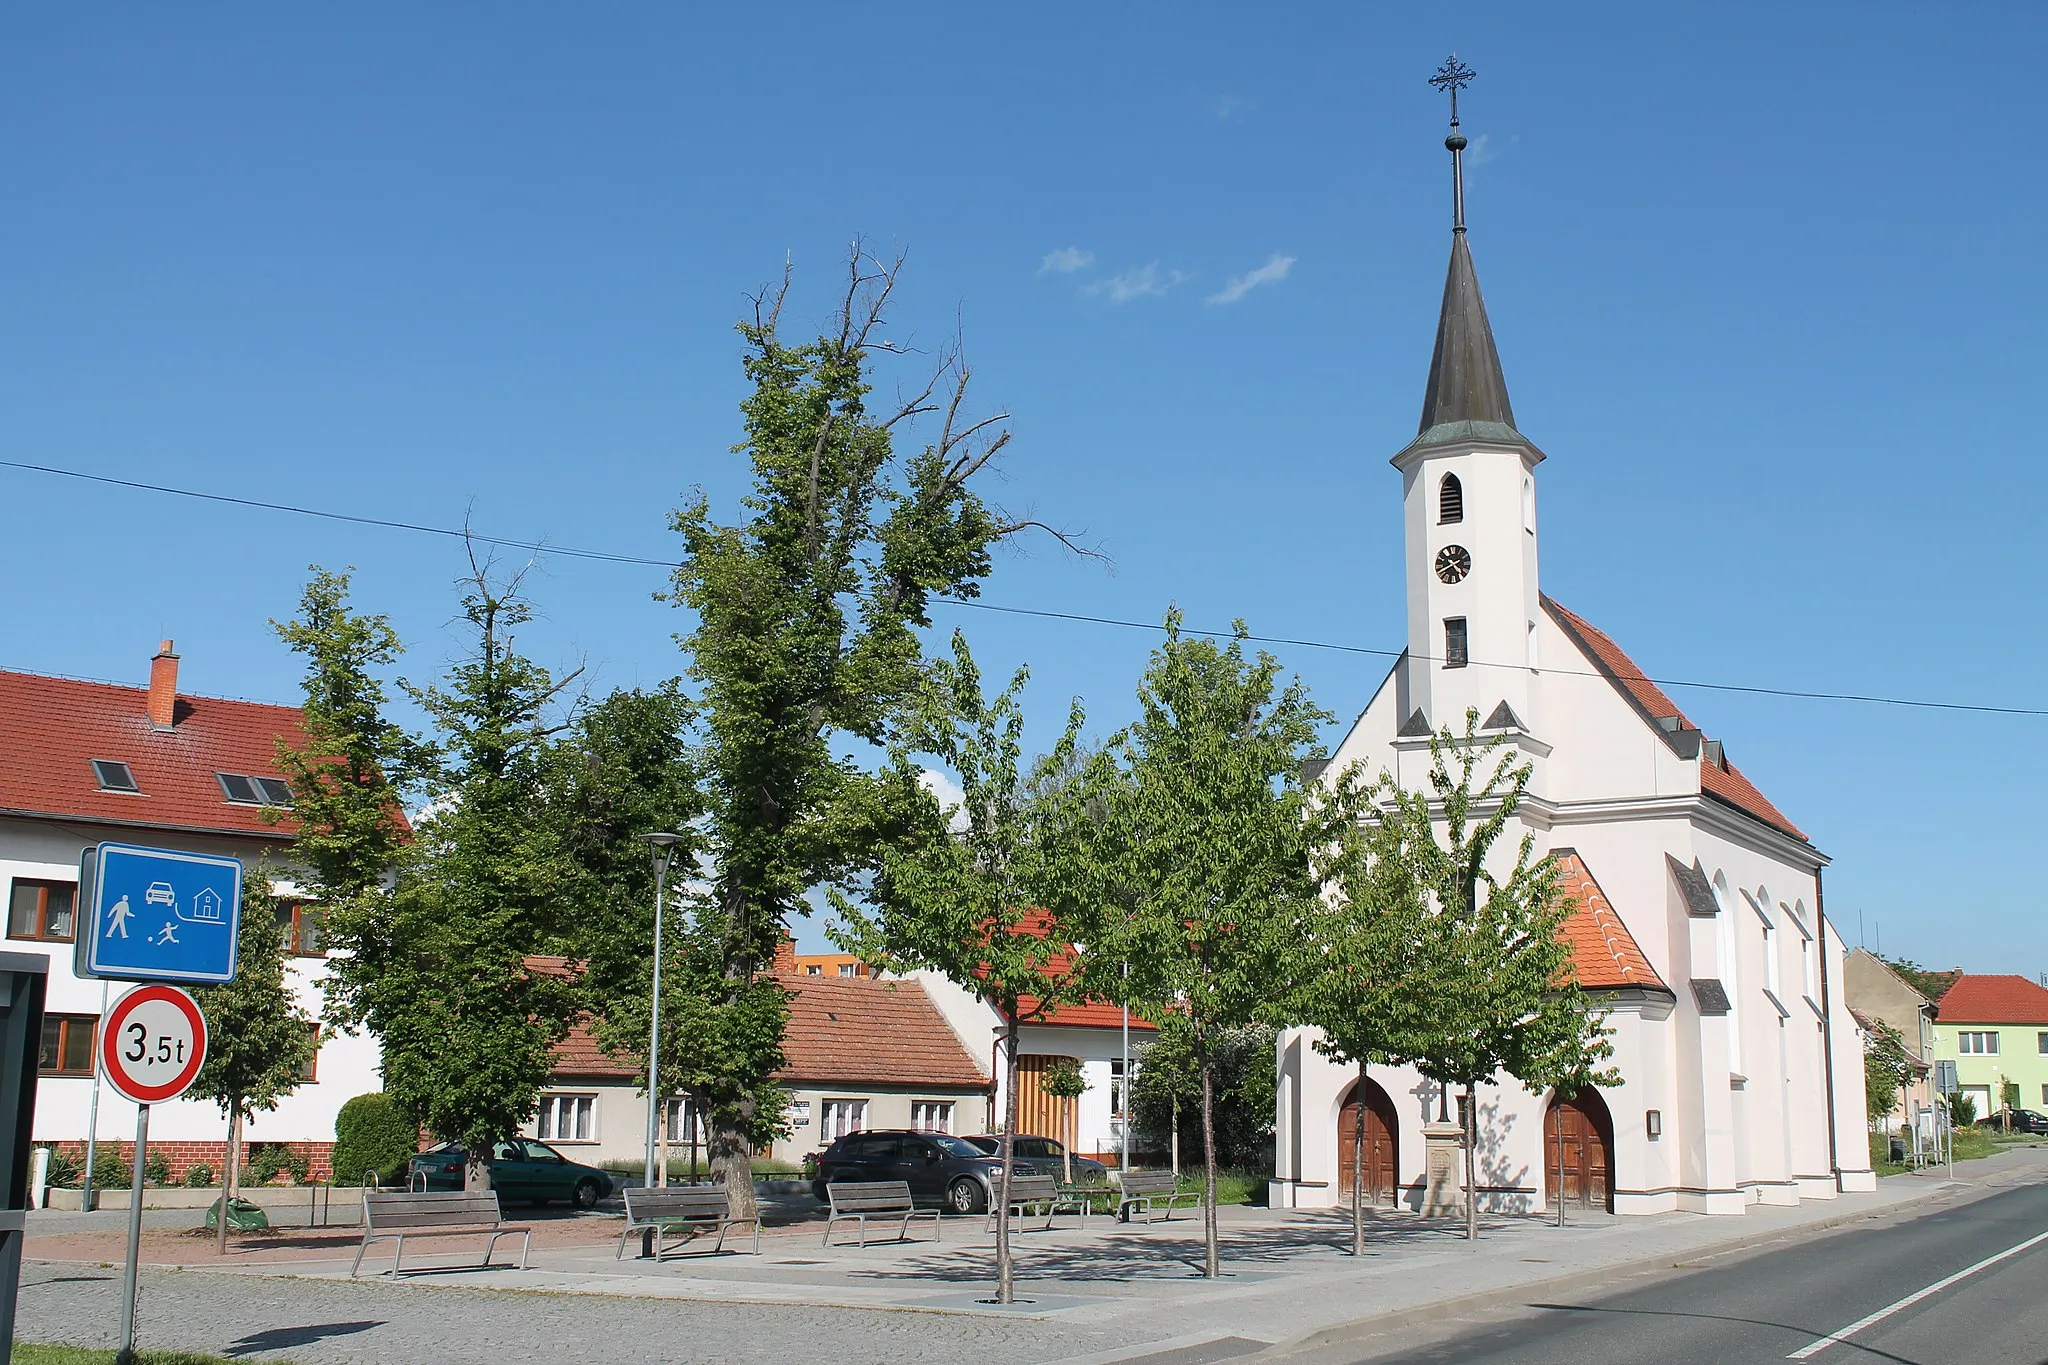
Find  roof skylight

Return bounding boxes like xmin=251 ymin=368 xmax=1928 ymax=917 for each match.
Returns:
xmin=91 ymin=760 xmax=140 ymax=793
xmin=216 ymin=772 xmax=294 ymax=807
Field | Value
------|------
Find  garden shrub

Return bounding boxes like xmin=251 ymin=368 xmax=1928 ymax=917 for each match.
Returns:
xmin=43 ymin=1148 xmax=79 ymax=1187
xmin=332 ymin=1092 xmax=418 ymax=1187
xmin=143 ymin=1149 xmax=171 ymax=1186
xmin=183 ymin=1162 xmax=215 ymax=1188
xmin=90 ymin=1149 xmax=131 ymax=1191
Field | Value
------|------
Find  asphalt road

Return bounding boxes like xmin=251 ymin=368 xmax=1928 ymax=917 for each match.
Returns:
xmin=1328 ymin=1178 xmax=2048 ymax=1364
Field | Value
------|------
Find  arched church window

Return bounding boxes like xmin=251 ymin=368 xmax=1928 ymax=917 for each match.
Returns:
xmin=1439 ymin=473 xmax=1464 ymax=525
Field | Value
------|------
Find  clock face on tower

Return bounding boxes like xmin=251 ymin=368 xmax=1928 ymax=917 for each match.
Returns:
xmin=1435 ymin=544 xmax=1472 ymax=584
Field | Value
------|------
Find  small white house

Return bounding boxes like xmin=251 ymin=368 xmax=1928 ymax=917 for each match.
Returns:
xmin=1 ymin=641 xmax=382 ymax=1182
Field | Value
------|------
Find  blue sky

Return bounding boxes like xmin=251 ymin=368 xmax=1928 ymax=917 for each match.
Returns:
xmin=3 ymin=4 xmax=2042 ymax=971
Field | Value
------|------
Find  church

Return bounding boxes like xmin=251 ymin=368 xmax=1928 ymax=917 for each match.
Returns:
xmin=1271 ymin=79 xmax=1874 ymax=1217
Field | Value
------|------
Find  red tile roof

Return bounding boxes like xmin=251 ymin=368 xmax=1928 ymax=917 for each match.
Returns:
xmin=1543 ymin=599 xmax=1807 ymax=842
xmin=0 ymin=665 xmax=308 ymax=840
xmin=1002 ymin=908 xmax=1157 ymax=1033
xmin=1552 ymin=850 xmax=1667 ymax=991
xmin=548 ymin=971 xmax=991 ymax=1091
xmin=1934 ymin=975 xmax=2048 ymax=1026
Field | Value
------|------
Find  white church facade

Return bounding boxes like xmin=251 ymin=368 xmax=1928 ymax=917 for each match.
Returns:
xmin=1273 ymin=101 xmax=1873 ymax=1217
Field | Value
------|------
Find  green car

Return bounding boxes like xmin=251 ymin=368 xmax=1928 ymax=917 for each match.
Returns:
xmin=408 ymin=1138 xmax=613 ymax=1210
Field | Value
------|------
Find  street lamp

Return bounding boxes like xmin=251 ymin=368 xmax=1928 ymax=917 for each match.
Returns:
xmin=640 ymin=832 xmax=684 ymax=1253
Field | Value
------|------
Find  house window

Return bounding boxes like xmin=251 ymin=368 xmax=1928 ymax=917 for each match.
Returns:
xmin=39 ymin=1015 xmax=96 ymax=1076
xmin=1110 ymin=1057 xmax=1131 ymax=1118
xmin=274 ymin=903 xmax=326 ymax=957
xmin=9 ymin=880 xmax=76 ymax=942
xmin=296 ymin=1024 xmax=321 ymax=1082
xmin=806 ymin=964 xmax=822 ymax=976
xmin=663 ymin=1095 xmax=702 ymax=1142
xmin=536 ymin=1093 xmax=596 ymax=1143
xmin=820 ymin=1098 xmax=866 ymax=1142
xmin=2037 ymin=1032 xmax=2047 ymax=1055
xmin=1438 ymin=473 xmax=1464 ymax=525
xmin=838 ymin=963 xmax=856 ymax=978
xmin=91 ymin=759 xmax=141 ymax=793
xmin=1444 ymin=618 xmax=1468 ymax=669
xmin=910 ymin=1101 xmax=954 ymax=1133
xmin=217 ymin=773 xmax=295 ymax=807
xmin=1958 ymin=1031 xmax=2000 ymax=1055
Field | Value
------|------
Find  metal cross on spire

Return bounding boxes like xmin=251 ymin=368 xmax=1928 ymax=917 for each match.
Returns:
xmin=1428 ymin=55 xmax=1477 ymax=232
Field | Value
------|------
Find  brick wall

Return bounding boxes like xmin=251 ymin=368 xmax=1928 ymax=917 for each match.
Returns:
xmin=45 ymin=1139 xmax=336 ymax=1184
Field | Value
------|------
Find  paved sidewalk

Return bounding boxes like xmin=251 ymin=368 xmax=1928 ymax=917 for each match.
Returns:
xmin=19 ymin=1149 xmax=2046 ymax=1365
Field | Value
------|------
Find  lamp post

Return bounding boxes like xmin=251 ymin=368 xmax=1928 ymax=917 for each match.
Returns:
xmin=639 ymin=832 xmax=683 ymax=1255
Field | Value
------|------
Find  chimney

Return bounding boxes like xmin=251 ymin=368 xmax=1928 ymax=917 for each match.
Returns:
xmin=147 ymin=639 xmax=180 ymax=730
xmin=772 ymin=933 xmax=797 ymax=975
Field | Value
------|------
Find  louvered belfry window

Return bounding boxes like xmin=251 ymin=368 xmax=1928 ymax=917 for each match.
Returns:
xmin=1439 ymin=473 xmax=1464 ymax=525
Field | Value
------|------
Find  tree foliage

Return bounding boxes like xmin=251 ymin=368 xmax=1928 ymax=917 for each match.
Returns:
xmin=331 ymin=1092 xmax=418 ymax=1188
xmin=832 ymin=631 xmax=1102 ymax=1303
xmin=1088 ymin=612 xmax=1330 ymax=1279
xmin=665 ymin=252 xmax=1035 ymax=1213
xmin=1128 ymin=1017 xmax=1277 ymax=1170
xmin=1862 ymin=1018 xmax=1914 ymax=1124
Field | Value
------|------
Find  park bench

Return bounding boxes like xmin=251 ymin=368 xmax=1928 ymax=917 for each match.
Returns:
xmin=1115 ymin=1170 xmax=1198 ymax=1224
xmin=985 ymin=1173 xmax=1092 ymax=1231
xmin=821 ymin=1180 xmax=943 ymax=1248
xmin=351 ymin=1190 xmax=531 ymax=1277
xmin=617 ymin=1185 xmax=760 ymax=1259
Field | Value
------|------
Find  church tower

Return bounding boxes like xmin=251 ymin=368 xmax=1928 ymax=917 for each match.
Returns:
xmin=1393 ymin=58 xmax=1545 ymax=742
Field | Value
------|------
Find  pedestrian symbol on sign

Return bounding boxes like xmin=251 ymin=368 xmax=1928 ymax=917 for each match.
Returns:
xmin=107 ymin=895 xmax=134 ymax=939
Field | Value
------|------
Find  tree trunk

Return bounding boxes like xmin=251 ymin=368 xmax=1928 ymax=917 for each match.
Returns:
xmin=709 ymin=1121 xmax=756 ymax=1221
xmin=465 ymin=1149 xmax=493 ymax=1192
xmin=1463 ymin=1084 xmax=1478 ymax=1243
xmin=1555 ymin=1096 xmax=1565 ymax=1229
xmin=1170 ymin=1109 xmax=1179 ymax=1180
xmin=1351 ymin=1061 xmax=1367 ymax=1257
xmin=217 ymin=1106 xmax=242 ymax=1255
xmin=1200 ymin=1060 xmax=1220 ymax=1280
xmin=996 ymin=1017 xmax=1022 ymax=1305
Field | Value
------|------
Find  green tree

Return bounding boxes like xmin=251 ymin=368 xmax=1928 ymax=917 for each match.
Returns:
xmin=326 ymin=556 xmax=581 ymax=1190
xmin=191 ymin=882 xmax=317 ymax=1251
xmin=667 ymin=253 xmax=1051 ymax=1216
xmin=832 ymin=631 xmax=1105 ymax=1304
xmin=1294 ymin=765 xmax=1439 ymax=1254
xmin=1038 ymin=1057 xmax=1089 ymax=1184
xmin=1388 ymin=714 xmax=1591 ymax=1241
xmin=1128 ymin=1018 xmax=1278 ymax=1173
xmin=1879 ymin=958 xmax=1958 ymax=1005
xmin=1092 ymin=612 xmax=1330 ymax=1279
xmin=1862 ymin=1018 xmax=1913 ymax=1125
xmin=331 ymin=1093 xmax=418 ymax=1188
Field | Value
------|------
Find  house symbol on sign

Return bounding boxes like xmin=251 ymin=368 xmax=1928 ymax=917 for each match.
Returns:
xmin=190 ymin=887 xmax=224 ymax=922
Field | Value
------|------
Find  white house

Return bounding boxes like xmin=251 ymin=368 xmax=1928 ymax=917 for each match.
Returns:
xmin=1 ymin=641 xmax=382 ymax=1181
xmin=1273 ymin=125 xmax=1872 ymax=1217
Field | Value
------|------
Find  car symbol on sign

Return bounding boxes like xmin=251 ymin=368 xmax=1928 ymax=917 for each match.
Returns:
xmin=144 ymin=883 xmax=176 ymax=908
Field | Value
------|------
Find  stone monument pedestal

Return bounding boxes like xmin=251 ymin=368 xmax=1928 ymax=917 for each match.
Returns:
xmin=1420 ymin=1120 xmax=1467 ymax=1218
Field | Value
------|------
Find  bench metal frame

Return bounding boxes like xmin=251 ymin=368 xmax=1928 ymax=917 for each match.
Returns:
xmin=1116 ymin=1172 xmax=1200 ymax=1224
xmin=985 ymin=1174 xmax=1091 ymax=1231
xmin=351 ymin=1189 xmax=532 ymax=1277
xmin=617 ymin=1186 xmax=761 ymax=1259
xmin=821 ymin=1179 xmax=943 ymax=1248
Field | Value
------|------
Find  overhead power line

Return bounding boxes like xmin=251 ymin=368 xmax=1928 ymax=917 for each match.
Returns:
xmin=5 ymin=457 xmax=2043 ymax=719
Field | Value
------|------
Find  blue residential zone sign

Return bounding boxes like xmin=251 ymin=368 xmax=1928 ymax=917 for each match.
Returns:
xmin=75 ymin=843 xmax=242 ymax=985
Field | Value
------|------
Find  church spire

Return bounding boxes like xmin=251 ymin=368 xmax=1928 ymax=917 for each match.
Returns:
xmin=1402 ymin=56 xmax=1539 ymax=461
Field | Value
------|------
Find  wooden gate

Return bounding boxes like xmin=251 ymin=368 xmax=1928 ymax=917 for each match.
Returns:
xmin=1016 ymin=1054 xmax=1079 ymax=1146
xmin=1336 ymin=1077 xmax=1400 ymax=1205
xmin=1544 ymin=1087 xmax=1615 ymax=1212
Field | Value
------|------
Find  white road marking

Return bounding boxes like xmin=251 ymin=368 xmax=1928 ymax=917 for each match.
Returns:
xmin=1787 ymin=1226 xmax=2048 ymax=1358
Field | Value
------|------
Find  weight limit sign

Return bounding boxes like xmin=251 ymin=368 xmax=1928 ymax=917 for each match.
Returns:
xmin=98 ymin=982 xmax=209 ymax=1105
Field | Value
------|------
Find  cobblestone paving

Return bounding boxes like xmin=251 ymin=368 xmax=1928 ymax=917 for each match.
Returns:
xmin=17 ymin=1264 xmax=1123 ymax=1365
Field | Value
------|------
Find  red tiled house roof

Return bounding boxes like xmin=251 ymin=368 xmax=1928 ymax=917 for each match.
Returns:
xmin=1543 ymin=599 xmax=1806 ymax=842
xmin=0 ymin=648 xmax=309 ymax=840
xmin=548 ymin=970 xmax=991 ymax=1091
xmin=1552 ymin=849 xmax=1668 ymax=992
xmin=1001 ymin=908 xmax=1159 ymax=1032
xmin=1935 ymin=975 xmax=2048 ymax=1026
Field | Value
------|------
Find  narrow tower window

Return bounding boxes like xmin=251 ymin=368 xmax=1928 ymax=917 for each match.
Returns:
xmin=1522 ymin=476 xmax=1535 ymax=533
xmin=1439 ymin=473 xmax=1464 ymax=525
xmin=1444 ymin=618 xmax=1468 ymax=668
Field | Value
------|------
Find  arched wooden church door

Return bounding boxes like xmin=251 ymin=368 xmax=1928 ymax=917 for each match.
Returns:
xmin=1545 ymin=1086 xmax=1615 ymax=1212
xmin=1337 ymin=1077 xmax=1400 ymax=1205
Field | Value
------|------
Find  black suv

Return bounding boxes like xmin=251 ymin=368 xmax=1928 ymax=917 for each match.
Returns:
xmin=1979 ymin=1109 xmax=2048 ymax=1135
xmin=809 ymin=1129 xmax=1006 ymax=1214
xmin=962 ymin=1134 xmax=1110 ymax=1184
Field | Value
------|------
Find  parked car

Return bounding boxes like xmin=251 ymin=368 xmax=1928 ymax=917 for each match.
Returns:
xmin=962 ymin=1134 xmax=1109 ymax=1184
xmin=408 ymin=1138 xmax=613 ymax=1209
xmin=809 ymin=1129 xmax=1007 ymax=1215
xmin=1978 ymin=1110 xmax=2048 ymax=1135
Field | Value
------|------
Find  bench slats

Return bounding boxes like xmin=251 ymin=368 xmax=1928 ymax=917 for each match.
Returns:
xmin=353 ymin=1189 xmax=531 ymax=1277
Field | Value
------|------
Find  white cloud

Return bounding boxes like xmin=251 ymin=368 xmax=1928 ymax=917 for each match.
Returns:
xmin=1205 ymin=253 xmax=1296 ymax=305
xmin=919 ymin=768 xmax=969 ymax=833
xmin=1083 ymin=262 xmax=1189 ymax=303
xmin=1040 ymin=247 xmax=1095 ymax=274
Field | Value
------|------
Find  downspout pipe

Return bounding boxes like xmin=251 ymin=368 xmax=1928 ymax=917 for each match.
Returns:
xmin=1816 ymin=867 xmax=1844 ymax=1189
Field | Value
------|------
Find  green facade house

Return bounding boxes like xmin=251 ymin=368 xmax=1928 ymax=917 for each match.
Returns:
xmin=1932 ymin=975 xmax=2048 ymax=1122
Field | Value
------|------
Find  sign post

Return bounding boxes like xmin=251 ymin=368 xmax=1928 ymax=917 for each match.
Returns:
xmin=98 ymin=983 xmax=209 ymax=1365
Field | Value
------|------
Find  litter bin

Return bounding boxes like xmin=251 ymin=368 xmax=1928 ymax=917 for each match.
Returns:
xmin=1888 ymin=1136 xmax=1907 ymax=1163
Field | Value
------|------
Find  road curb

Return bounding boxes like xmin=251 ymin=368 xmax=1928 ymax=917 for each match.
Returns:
xmin=1253 ymin=1173 xmax=2009 ymax=1361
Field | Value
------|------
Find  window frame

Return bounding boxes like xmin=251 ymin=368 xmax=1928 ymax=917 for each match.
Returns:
xmin=90 ymin=759 xmax=140 ymax=793
xmin=819 ymin=1097 xmax=867 ymax=1143
xmin=274 ymin=902 xmax=327 ymax=957
xmin=910 ymin=1100 xmax=954 ymax=1134
xmin=296 ymin=1023 xmax=321 ymax=1082
xmin=1438 ymin=472 xmax=1464 ymax=525
xmin=1443 ymin=617 xmax=1469 ymax=669
xmin=39 ymin=1013 xmax=98 ymax=1077
xmin=1958 ymin=1030 xmax=2000 ymax=1055
xmin=8 ymin=878 xmax=78 ymax=943
xmin=535 ymin=1092 xmax=598 ymax=1144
